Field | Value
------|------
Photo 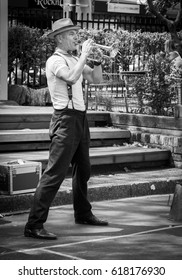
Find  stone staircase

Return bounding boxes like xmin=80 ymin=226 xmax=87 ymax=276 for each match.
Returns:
xmin=0 ymin=105 xmax=181 ymax=214
xmin=0 ymin=127 xmax=170 ymax=170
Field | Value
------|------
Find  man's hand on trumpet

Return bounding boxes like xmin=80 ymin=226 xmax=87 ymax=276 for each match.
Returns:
xmin=80 ymin=39 xmax=103 ymax=66
xmin=81 ymin=39 xmax=95 ymax=58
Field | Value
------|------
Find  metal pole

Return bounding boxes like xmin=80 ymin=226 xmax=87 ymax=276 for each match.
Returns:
xmin=70 ymin=0 xmax=76 ymax=22
xmin=178 ymin=81 xmax=182 ymax=105
xmin=84 ymin=80 xmax=88 ymax=110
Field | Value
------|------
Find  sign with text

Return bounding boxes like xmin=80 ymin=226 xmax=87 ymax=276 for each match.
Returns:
xmin=108 ymin=2 xmax=140 ymax=14
xmin=34 ymin=0 xmax=62 ymax=9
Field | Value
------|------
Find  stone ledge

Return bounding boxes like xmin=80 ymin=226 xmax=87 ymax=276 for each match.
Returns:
xmin=0 ymin=168 xmax=181 ymax=215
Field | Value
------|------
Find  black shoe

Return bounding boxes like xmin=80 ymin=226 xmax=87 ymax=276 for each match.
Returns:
xmin=24 ymin=227 xmax=57 ymax=240
xmin=75 ymin=215 xmax=108 ymax=226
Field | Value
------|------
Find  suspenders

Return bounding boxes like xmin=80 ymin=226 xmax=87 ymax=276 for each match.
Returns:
xmin=53 ymin=52 xmax=75 ymax=109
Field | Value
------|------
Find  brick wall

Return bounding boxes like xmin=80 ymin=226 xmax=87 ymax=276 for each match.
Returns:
xmin=110 ymin=112 xmax=182 ymax=169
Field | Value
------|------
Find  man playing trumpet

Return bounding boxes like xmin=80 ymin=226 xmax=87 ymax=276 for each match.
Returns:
xmin=24 ymin=18 xmax=108 ymax=240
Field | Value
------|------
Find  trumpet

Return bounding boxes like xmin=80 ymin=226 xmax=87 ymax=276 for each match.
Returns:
xmin=91 ymin=42 xmax=119 ymax=59
xmin=77 ymin=41 xmax=119 ymax=61
xmin=92 ymin=43 xmax=113 ymax=52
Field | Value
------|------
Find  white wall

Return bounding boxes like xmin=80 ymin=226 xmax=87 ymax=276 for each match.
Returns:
xmin=0 ymin=0 xmax=8 ymax=100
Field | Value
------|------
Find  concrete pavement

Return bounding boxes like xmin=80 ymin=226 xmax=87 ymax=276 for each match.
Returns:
xmin=0 ymin=194 xmax=182 ymax=260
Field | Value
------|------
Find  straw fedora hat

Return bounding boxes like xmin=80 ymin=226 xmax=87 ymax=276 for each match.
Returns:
xmin=47 ymin=18 xmax=80 ymax=39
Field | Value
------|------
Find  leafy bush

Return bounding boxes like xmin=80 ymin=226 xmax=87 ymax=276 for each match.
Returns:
xmin=8 ymin=25 xmax=55 ymax=73
xmin=8 ymin=25 xmax=170 ymax=76
xmin=131 ymin=54 xmax=178 ymax=115
xmin=95 ymin=91 xmax=113 ymax=111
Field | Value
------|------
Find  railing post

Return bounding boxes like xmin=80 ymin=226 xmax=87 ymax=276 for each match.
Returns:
xmin=84 ymin=80 xmax=89 ymax=110
xmin=177 ymin=81 xmax=182 ymax=105
xmin=174 ymin=79 xmax=182 ymax=118
xmin=122 ymin=75 xmax=129 ymax=113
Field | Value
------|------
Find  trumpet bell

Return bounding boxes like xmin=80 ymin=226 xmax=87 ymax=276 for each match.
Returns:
xmin=93 ymin=43 xmax=119 ymax=58
xmin=93 ymin=43 xmax=113 ymax=52
xmin=110 ymin=47 xmax=119 ymax=58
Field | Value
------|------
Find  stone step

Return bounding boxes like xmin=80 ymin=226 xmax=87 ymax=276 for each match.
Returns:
xmin=0 ymin=145 xmax=171 ymax=170
xmin=0 ymin=106 xmax=110 ymax=129
xmin=0 ymin=127 xmax=130 ymax=151
xmin=0 ymin=167 xmax=181 ymax=214
xmin=0 ymin=127 xmax=130 ymax=142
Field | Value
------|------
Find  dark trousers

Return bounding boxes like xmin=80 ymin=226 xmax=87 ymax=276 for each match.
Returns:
xmin=26 ymin=108 xmax=92 ymax=229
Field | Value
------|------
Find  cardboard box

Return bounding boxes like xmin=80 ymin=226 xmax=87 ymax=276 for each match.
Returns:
xmin=0 ymin=160 xmax=42 ymax=195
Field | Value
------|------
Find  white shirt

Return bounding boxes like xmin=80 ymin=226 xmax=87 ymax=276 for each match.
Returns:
xmin=46 ymin=48 xmax=85 ymax=111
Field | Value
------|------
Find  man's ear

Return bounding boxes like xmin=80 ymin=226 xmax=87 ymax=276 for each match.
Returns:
xmin=55 ymin=34 xmax=62 ymax=44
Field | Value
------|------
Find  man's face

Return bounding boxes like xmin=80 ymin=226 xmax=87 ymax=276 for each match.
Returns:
xmin=60 ymin=30 xmax=78 ymax=52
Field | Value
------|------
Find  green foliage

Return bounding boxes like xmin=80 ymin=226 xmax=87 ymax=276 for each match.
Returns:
xmin=115 ymin=30 xmax=169 ymax=71
xmin=8 ymin=25 xmax=170 ymax=75
xmin=8 ymin=25 xmax=55 ymax=72
xmin=76 ymin=28 xmax=170 ymax=73
xmin=145 ymin=0 xmax=180 ymax=15
xmin=95 ymin=91 xmax=113 ymax=111
xmin=131 ymin=54 xmax=178 ymax=115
